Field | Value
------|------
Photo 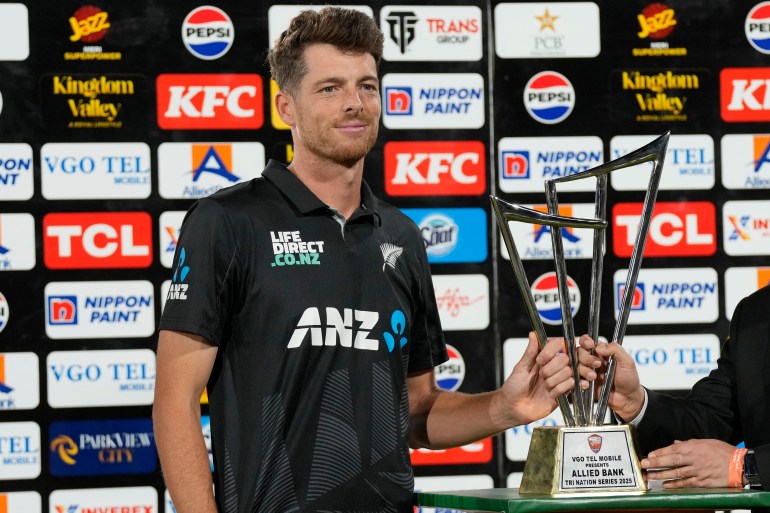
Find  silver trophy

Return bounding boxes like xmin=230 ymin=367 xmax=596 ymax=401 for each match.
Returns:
xmin=492 ymin=132 xmax=669 ymax=494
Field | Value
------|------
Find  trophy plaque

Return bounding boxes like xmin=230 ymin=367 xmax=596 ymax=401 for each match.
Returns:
xmin=491 ymin=132 xmax=670 ymax=495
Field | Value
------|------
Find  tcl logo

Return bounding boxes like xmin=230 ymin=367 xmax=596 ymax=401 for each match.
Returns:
xmin=613 ymin=202 xmax=716 ymax=257
xmin=384 ymin=141 xmax=486 ymax=196
xmin=410 ymin=437 xmax=492 ymax=465
xmin=157 ymin=74 xmax=264 ymax=129
xmin=44 ymin=212 xmax=152 ymax=269
xmin=721 ymin=68 xmax=770 ymax=122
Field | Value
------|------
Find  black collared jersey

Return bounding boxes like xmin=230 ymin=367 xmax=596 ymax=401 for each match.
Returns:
xmin=159 ymin=160 xmax=448 ymax=513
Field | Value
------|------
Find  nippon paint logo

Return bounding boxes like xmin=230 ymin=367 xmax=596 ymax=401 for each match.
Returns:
xmin=721 ymin=134 xmax=770 ymax=189
xmin=0 ymin=353 xmax=39 ymax=410
xmin=0 ymin=143 xmax=34 ymax=201
xmin=410 ymin=438 xmax=492 ymax=465
xmin=45 ymin=280 xmax=155 ymax=339
xmin=523 ymin=71 xmax=575 ymax=124
xmin=532 ymin=272 xmax=580 ymax=326
xmin=182 ymin=6 xmax=234 ymax=60
xmin=0 ymin=214 xmax=35 ymax=271
xmin=0 ymin=491 xmax=41 ymax=513
xmin=494 ymin=2 xmax=600 ymax=59
xmin=159 ymin=211 xmax=186 ymax=268
xmin=40 ymin=142 xmax=151 ymax=199
xmin=381 ymin=5 xmax=482 ymax=61
xmin=609 ymin=134 xmax=715 ymax=191
xmin=49 ymin=486 xmax=158 ymax=513
xmin=382 ymin=73 xmax=485 ymax=129
xmin=721 ymin=67 xmax=770 ymax=122
xmin=267 ymin=5 xmax=373 ymax=50
xmin=746 ymin=2 xmax=770 ymax=54
xmin=47 ymin=349 xmax=155 ymax=408
xmin=724 ymin=267 xmax=770 ymax=319
xmin=414 ymin=475 xmax=493 ymax=511
xmin=432 ymin=274 xmax=489 ymax=330
xmin=623 ymin=334 xmax=720 ymax=390
xmin=0 ymin=4 xmax=29 ymax=60
xmin=723 ymin=200 xmax=770 ymax=255
xmin=614 ymin=267 xmax=718 ymax=324
xmin=613 ymin=201 xmax=716 ymax=257
xmin=401 ymin=208 xmax=487 ymax=263
xmin=157 ymin=142 xmax=264 ymax=198
xmin=498 ymin=136 xmax=602 ymax=193
xmin=0 ymin=422 xmax=40 ymax=480
xmin=501 ymin=204 xmax=595 ymax=261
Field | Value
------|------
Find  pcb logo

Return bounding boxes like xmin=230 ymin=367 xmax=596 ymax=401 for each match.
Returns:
xmin=588 ymin=434 xmax=603 ymax=454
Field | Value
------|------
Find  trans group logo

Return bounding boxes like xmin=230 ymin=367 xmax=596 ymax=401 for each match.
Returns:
xmin=746 ymin=2 xmax=770 ymax=54
xmin=182 ymin=6 xmax=234 ymax=60
xmin=523 ymin=71 xmax=575 ymax=124
xmin=531 ymin=272 xmax=580 ymax=325
xmin=435 ymin=344 xmax=465 ymax=391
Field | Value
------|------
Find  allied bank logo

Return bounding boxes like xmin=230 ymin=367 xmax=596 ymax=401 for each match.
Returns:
xmin=167 ymin=247 xmax=190 ymax=301
xmin=182 ymin=6 xmax=234 ymax=60
xmin=47 ymin=296 xmax=78 ymax=325
xmin=746 ymin=2 xmax=770 ymax=54
xmin=616 ymin=283 xmax=646 ymax=311
xmin=385 ymin=10 xmax=418 ymax=53
xmin=531 ymin=272 xmax=581 ymax=325
xmin=383 ymin=310 xmax=408 ymax=352
xmin=524 ymin=71 xmax=575 ymax=124
xmin=501 ymin=151 xmax=530 ymax=179
xmin=435 ymin=344 xmax=465 ymax=391
xmin=49 ymin=419 xmax=156 ymax=476
xmin=0 ymin=355 xmax=12 ymax=394
xmin=385 ymin=86 xmax=412 ymax=115
xmin=191 ymin=144 xmax=239 ymax=182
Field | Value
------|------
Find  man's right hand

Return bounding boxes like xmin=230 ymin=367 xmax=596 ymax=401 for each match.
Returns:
xmin=577 ymin=336 xmax=646 ymax=422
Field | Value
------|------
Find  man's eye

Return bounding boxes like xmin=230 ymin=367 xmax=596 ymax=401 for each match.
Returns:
xmin=323 ymin=86 xmax=335 ymax=93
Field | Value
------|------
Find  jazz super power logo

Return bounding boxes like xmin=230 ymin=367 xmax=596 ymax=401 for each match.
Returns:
xmin=523 ymin=71 xmax=575 ymax=124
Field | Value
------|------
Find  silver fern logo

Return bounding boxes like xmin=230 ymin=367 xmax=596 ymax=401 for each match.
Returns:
xmin=380 ymin=243 xmax=403 ymax=271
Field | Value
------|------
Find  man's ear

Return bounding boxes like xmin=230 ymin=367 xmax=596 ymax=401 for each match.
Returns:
xmin=274 ymin=89 xmax=296 ymax=126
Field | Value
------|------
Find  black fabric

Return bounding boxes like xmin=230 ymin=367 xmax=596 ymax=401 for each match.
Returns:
xmin=159 ymin=160 xmax=448 ymax=513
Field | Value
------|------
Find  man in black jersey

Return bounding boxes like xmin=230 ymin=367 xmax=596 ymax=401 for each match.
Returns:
xmin=154 ymin=7 xmax=575 ymax=513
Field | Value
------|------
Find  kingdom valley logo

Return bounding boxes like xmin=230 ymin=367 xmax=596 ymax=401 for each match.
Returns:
xmin=65 ymin=5 xmax=121 ymax=61
xmin=270 ymin=230 xmax=325 ymax=267
xmin=612 ymin=68 xmax=708 ymax=123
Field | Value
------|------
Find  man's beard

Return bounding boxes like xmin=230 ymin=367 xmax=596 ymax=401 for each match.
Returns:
xmin=300 ymin=114 xmax=379 ymax=168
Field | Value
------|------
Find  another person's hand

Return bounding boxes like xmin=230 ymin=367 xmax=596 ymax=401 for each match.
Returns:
xmin=642 ymin=439 xmax=736 ymax=488
xmin=577 ymin=336 xmax=645 ymax=422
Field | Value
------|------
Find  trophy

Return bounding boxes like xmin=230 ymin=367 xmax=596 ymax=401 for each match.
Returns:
xmin=491 ymin=132 xmax=669 ymax=495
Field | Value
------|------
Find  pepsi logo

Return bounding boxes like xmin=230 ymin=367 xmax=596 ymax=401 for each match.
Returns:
xmin=531 ymin=272 xmax=581 ymax=325
xmin=523 ymin=71 xmax=575 ymax=124
xmin=182 ymin=6 xmax=234 ymax=60
xmin=384 ymin=87 xmax=412 ymax=115
xmin=435 ymin=344 xmax=465 ymax=391
xmin=0 ymin=291 xmax=8 ymax=333
xmin=500 ymin=151 xmax=529 ymax=179
xmin=746 ymin=2 xmax=770 ymax=54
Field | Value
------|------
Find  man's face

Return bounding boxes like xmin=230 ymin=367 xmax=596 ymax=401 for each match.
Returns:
xmin=288 ymin=43 xmax=381 ymax=167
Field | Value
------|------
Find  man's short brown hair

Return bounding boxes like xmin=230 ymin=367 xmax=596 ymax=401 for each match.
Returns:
xmin=268 ymin=7 xmax=384 ymax=96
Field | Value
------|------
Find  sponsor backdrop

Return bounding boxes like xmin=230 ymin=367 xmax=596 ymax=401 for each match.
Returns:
xmin=0 ymin=0 xmax=768 ymax=511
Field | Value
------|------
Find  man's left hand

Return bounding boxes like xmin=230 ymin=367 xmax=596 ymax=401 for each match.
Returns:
xmin=642 ymin=439 xmax=735 ymax=488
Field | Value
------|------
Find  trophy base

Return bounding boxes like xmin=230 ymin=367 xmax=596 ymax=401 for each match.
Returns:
xmin=520 ymin=424 xmax=647 ymax=495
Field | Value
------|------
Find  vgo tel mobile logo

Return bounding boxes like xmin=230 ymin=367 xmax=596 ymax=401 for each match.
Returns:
xmin=532 ymin=272 xmax=581 ymax=326
xmin=0 ymin=422 xmax=40 ymax=480
xmin=725 ymin=267 xmax=770 ymax=319
xmin=623 ymin=335 xmax=720 ymax=390
xmin=501 ymin=204 xmax=595 ymax=260
xmin=721 ymin=68 xmax=770 ymax=122
xmin=434 ymin=344 xmax=465 ymax=391
xmin=432 ymin=274 xmax=489 ymax=330
xmin=382 ymin=73 xmax=485 ymax=129
xmin=158 ymin=142 xmax=265 ymax=198
xmin=613 ymin=201 xmax=716 ymax=257
xmin=384 ymin=141 xmax=485 ymax=196
xmin=523 ymin=71 xmax=575 ymax=124
xmin=746 ymin=2 xmax=770 ymax=54
xmin=721 ymin=134 xmax=770 ymax=189
xmin=0 ymin=491 xmax=41 ymax=513
xmin=610 ymin=134 xmax=715 ymax=191
xmin=723 ymin=200 xmax=770 ymax=255
xmin=49 ymin=486 xmax=158 ymax=513
xmin=159 ymin=211 xmax=186 ymax=268
xmin=614 ymin=267 xmax=718 ymax=324
xmin=43 ymin=212 xmax=152 ymax=269
xmin=157 ymin=74 xmax=263 ymax=129
xmin=45 ymin=280 xmax=155 ymax=339
xmin=498 ymin=136 xmax=602 ymax=193
xmin=41 ymin=142 xmax=151 ymax=199
xmin=47 ymin=349 xmax=155 ymax=408
xmin=0 ymin=352 xmax=39 ymax=410
xmin=0 ymin=213 xmax=35 ymax=271
xmin=401 ymin=208 xmax=487 ymax=263
xmin=0 ymin=143 xmax=33 ymax=201
xmin=182 ymin=6 xmax=234 ymax=60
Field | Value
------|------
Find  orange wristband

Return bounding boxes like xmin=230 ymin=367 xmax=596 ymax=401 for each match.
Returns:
xmin=729 ymin=448 xmax=748 ymax=488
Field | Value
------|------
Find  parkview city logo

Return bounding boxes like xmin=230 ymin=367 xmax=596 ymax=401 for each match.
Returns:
xmin=721 ymin=68 xmax=770 ymax=122
xmin=156 ymin=74 xmax=263 ymax=129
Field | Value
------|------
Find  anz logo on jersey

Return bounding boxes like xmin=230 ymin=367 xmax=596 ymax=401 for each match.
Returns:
xmin=287 ymin=308 xmax=408 ymax=352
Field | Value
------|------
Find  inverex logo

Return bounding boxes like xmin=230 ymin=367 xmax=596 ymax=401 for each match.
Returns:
xmin=432 ymin=274 xmax=489 ymax=330
xmin=41 ymin=142 xmax=151 ymax=199
xmin=47 ymin=349 xmax=155 ymax=408
xmin=723 ymin=200 xmax=770 ymax=255
xmin=382 ymin=73 xmax=485 ymax=129
xmin=498 ymin=136 xmax=602 ymax=193
xmin=384 ymin=141 xmax=485 ymax=196
xmin=49 ymin=486 xmax=158 ymax=513
xmin=610 ymin=134 xmax=714 ymax=191
xmin=0 ymin=352 xmax=39 ymax=410
xmin=159 ymin=211 xmax=186 ymax=268
xmin=720 ymin=67 xmax=770 ymax=122
xmin=725 ymin=267 xmax=770 ymax=319
xmin=614 ymin=268 xmax=718 ymax=324
xmin=502 ymin=204 xmax=594 ymax=260
xmin=721 ymin=134 xmax=770 ymax=189
xmin=401 ymin=207 xmax=487 ymax=263
xmin=613 ymin=202 xmax=716 ymax=257
xmin=624 ymin=334 xmax=719 ymax=390
xmin=158 ymin=142 xmax=264 ymax=198
xmin=0 ymin=422 xmax=40 ymax=480
xmin=156 ymin=74 xmax=263 ymax=129
xmin=0 ymin=143 xmax=33 ymax=200
xmin=43 ymin=212 xmax=152 ymax=269
xmin=45 ymin=281 xmax=155 ymax=339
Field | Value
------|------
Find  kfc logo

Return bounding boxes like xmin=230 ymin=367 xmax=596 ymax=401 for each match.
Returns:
xmin=410 ymin=437 xmax=492 ymax=465
xmin=384 ymin=141 xmax=485 ymax=196
xmin=613 ymin=202 xmax=716 ymax=257
xmin=157 ymin=74 xmax=263 ymax=129
xmin=44 ymin=212 xmax=152 ymax=269
xmin=721 ymin=68 xmax=770 ymax=122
